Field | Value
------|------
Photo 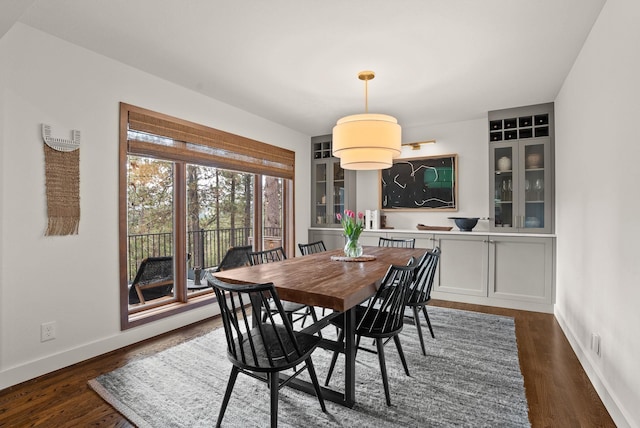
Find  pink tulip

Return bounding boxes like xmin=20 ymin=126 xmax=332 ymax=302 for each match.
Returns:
xmin=336 ymin=213 xmax=342 ymax=221
xmin=358 ymin=212 xmax=364 ymax=219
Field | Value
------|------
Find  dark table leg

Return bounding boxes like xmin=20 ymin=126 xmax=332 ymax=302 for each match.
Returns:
xmin=343 ymin=307 xmax=356 ymax=406
xmin=290 ymin=308 xmax=356 ymax=408
xmin=249 ymin=293 xmax=261 ymax=328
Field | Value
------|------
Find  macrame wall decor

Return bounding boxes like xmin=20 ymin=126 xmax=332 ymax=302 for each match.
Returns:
xmin=42 ymin=124 xmax=81 ymax=236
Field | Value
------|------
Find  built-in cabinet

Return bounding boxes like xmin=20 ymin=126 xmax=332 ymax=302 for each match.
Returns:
xmin=432 ymin=233 xmax=554 ymax=312
xmin=489 ymin=103 xmax=554 ymax=233
xmin=311 ymin=135 xmax=356 ymax=227
xmin=308 ymin=228 xmax=555 ymax=313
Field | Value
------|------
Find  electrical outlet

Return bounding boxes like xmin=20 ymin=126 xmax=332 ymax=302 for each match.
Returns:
xmin=41 ymin=322 xmax=56 ymax=342
xmin=591 ymin=333 xmax=601 ymax=356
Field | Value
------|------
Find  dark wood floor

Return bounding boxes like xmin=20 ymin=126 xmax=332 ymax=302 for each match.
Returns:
xmin=0 ymin=300 xmax=615 ymax=427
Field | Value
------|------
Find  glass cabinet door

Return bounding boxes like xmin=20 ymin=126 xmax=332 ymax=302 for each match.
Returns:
xmin=314 ymin=163 xmax=328 ymax=225
xmin=522 ymin=141 xmax=545 ymax=230
xmin=490 ymin=138 xmax=551 ymax=233
xmin=332 ymin=160 xmax=345 ymax=226
xmin=493 ymin=145 xmax=515 ymax=228
xmin=311 ymin=134 xmax=356 ymax=228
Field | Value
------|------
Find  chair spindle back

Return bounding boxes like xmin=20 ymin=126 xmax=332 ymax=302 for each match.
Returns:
xmin=357 ymin=258 xmax=417 ymax=335
xmin=298 ymin=241 xmax=327 ymax=256
xmin=407 ymin=247 xmax=441 ymax=304
xmin=247 ymin=247 xmax=287 ymax=265
xmin=378 ymin=237 xmax=416 ymax=248
xmin=209 ymin=277 xmax=304 ymax=369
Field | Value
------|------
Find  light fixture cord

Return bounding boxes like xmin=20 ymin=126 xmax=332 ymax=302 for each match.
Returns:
xmin=364 ymin=78 xmax=369 ymax=113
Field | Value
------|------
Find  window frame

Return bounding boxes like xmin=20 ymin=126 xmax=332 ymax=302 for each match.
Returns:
xmin=119 ymin=103 xmax=295 ymax=330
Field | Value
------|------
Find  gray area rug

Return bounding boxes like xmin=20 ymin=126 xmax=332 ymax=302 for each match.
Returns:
xmin=89 ymin=306 xmax=530 ymax=427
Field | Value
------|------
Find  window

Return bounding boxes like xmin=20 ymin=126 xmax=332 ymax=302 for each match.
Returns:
xmin=119 ymin=103 xmax=295 ymax=329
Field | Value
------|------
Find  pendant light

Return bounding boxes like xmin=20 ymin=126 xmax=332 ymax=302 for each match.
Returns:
xmin=332 ymin=71 xmax=401 ymax=170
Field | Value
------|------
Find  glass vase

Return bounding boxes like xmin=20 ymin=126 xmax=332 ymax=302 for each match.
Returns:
xmin=344 ymin=238 xmax=363 ymax=258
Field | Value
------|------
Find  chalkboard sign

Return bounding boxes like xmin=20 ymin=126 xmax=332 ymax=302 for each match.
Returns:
xmin=380 ymin=154 xmax=457 ymax=210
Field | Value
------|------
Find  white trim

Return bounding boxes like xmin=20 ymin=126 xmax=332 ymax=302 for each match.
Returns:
xmin=0 ymin=307 xmax=215 ymax=390
xmin=555 ymin=307 xmax=633 ymax=428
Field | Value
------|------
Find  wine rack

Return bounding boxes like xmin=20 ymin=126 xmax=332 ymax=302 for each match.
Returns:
xmin=490 ymin=113 xmax=549 ymax=142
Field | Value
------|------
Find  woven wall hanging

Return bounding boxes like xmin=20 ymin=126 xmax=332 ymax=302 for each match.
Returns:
xmin=42 ymin=124 xmax=80 ymax=236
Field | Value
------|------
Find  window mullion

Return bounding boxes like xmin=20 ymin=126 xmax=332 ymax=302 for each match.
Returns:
xmin=254 ymin=175 xmax=263 ymax=252
xmin=175 ymin=162 xmax=187 ymax=302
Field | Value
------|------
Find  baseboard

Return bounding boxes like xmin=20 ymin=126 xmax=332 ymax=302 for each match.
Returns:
xmin=0 ymin=308 xmax=214 ymax=391
xmin=554 ymin=307 xmax=633 ymax=428
xmin=430 ymin=291 xmax=554 ymax=314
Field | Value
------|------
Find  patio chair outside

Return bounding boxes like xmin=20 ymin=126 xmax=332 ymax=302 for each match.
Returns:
xmin=128 ymin=256 xmax=174 ymax=305
xmin=213 ymin=245 xmax=252 ymax=272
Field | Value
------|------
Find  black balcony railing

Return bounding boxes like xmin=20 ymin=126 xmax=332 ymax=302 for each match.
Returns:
xmin=127 ymin=227 xmax=282 ymax=281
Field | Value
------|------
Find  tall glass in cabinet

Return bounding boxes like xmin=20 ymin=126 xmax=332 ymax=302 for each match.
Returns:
xmin=311 ymin=135 xmax=355 ymax=227
xmin=490 ymin=137 xmax=552 ymax=233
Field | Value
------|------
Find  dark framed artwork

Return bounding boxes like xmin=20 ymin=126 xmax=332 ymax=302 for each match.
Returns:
xmin=379 ymin=154 xmax=457 ymax=210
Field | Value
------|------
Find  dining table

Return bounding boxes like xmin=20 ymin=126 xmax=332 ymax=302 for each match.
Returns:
xmin=213 ymin=245 xmax=427 ymax=408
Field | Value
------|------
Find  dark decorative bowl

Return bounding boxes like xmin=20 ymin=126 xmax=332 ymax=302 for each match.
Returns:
xmin=448 ymin=217 xmax=480 ymax=232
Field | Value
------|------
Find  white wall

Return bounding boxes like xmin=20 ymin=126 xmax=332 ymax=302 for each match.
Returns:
xmin=356 ymin=118 xmax=489 ymax=231
xmin=0 ymin=23 xmax=310 ymax=389
xmin=554 ymin=0 xmax=640 ymax=426
xmin=0 ymin=27 xmax=6 ymax=375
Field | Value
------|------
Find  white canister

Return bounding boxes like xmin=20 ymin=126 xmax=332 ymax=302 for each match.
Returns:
xmin=497 ymin=156 xmax=512 ymax=171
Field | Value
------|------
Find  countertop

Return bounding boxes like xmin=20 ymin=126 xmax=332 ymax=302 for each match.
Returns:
xmin=309 ymin=227 xmax=556 ymax=238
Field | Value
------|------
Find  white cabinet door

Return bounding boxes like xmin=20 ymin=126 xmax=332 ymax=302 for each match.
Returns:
xmin=488 ymin=236 xmax=554 ymax=304
xmin=432 ymin=234 xmax=488 ymax=297
xmin=358 ymin=231 xmax=385 ymax=246
xmin=308 ymin=229 xmax=344 ymax=251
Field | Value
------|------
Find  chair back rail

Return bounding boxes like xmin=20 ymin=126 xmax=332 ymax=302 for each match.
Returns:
xmin=248 ymin=246 xmax=287 ymax=265
xmin=378 ymin=237 xmax=416 ymax=248
xmin=407 ymin=247 xmax=441 ymax=304
xmin=298 ymin=241 xmax=327 ymax=256
xmin=357 ymin=258 xmax=417 ymax=335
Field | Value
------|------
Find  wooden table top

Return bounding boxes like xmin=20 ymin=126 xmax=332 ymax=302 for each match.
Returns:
xmin=213 ymin=246 xmax=427 ymax=312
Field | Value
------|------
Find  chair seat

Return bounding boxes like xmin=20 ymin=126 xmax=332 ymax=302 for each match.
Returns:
xmin=329 ymin=305 xmax=403 ymax=338
xmin=231 ymin=325 xmax=321 ymax=371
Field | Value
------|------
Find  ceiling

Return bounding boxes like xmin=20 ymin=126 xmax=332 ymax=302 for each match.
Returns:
xmin=3 ymin=0 xmax=606 ymax=136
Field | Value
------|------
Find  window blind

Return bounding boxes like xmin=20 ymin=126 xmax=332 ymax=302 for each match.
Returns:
xmin=122 ymin=103 xmax=295 ymax=180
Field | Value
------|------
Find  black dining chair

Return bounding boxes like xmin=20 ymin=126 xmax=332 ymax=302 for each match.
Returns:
xmin=378 ymin=237 xmax=416 ymax=248
xmin=247 ymin=246 xmax=287 ymax=265
xmin=298 ymin=240 xmax=327 ymax=256
xmin=248 ymin=247 xmax=319 ymax=329
xmin=209 ymin=276 xmax=326 ymax=428
xmin=324 ymin=258 xmax=417 ymax=406
xmin=406 ymin=247 xmax=441 ymax=355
